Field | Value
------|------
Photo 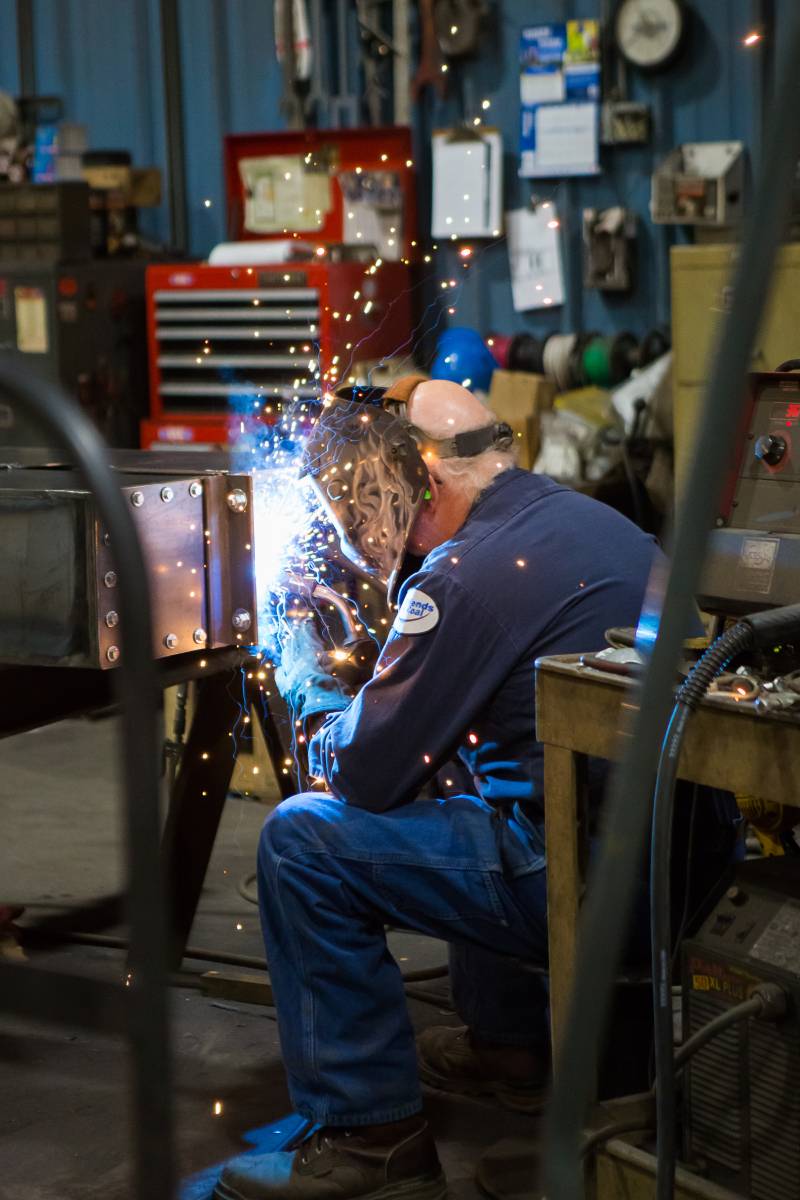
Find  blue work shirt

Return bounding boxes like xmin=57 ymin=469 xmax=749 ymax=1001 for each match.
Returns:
xmin=308 ymin=468 xmax=659 ymax=827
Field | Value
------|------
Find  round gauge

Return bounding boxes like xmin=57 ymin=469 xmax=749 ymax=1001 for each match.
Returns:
xmin=615 ymin=0 xmax=685 ymax=70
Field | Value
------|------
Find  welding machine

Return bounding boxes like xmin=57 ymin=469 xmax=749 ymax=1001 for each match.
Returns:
xmin=699 ymin=369 xmax=800 ymax=615
xmin=670 ymin=368 xmax=800 ymax=1197
xmin=142 ymin=127 xmax=417 ymax=449
xmin=682 ymin=858 xmax=800 ymax=1198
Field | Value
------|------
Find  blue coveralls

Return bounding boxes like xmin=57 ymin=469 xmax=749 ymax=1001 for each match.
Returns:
xmin=257 ymin=469 xmax=662 ymax=1126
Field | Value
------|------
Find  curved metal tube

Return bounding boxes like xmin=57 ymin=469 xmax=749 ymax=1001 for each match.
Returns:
xmin=0 ymin=362 xmax=173 ymax=1199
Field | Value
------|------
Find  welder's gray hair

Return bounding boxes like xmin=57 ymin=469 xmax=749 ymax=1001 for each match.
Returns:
xmin=412 ymin=391 xmax=518 ymax=499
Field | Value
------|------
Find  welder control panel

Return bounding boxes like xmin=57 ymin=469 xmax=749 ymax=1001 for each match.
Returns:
xmin=723 ymin=376 xmax=800 ymax=534
xmin=699 ymin=372 xmax=800 ymax=612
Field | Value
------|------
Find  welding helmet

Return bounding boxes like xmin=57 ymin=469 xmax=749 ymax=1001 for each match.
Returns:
xmin=302 ymin=376 xmax=513 ymax=602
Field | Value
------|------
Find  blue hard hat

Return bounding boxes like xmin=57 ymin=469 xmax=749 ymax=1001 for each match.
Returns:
xmin=430 ymin=327 xmax=496 ymax=393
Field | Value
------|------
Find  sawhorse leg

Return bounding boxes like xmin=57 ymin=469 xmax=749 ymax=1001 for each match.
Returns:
xmin=161 ymin=672 xmax=301 ymax=968
xmin=161 ymin=672 xmax=244 ymax=968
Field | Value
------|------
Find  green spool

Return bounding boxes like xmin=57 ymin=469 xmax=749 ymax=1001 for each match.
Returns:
xmin=582 ymin=336 xmax=614 ymax=387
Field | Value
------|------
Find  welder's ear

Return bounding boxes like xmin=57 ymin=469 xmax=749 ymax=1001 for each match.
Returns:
xmin=423 ymin=473 xmax=441 ymax=506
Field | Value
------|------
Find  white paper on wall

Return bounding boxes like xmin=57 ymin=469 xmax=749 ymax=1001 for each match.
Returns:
xmin=505 ymin=206 xmax=565 ymax=312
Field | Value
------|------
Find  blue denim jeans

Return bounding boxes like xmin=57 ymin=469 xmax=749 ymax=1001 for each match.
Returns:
xmin=257 ymin=792 xmax=550 ymax=1127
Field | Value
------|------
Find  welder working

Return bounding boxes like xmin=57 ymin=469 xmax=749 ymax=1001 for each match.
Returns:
xmin=214 ymin=376 xmax=738 ymax=1200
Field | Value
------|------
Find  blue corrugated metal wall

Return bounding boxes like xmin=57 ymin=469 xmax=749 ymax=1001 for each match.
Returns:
xmin=0 ymin=0 xmax=785 ymax=339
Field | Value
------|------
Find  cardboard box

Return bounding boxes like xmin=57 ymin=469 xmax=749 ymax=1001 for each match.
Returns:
xmin=130 ymin=167 xmax=162 ymax=207
xmin=489 ymin=369 xmax=556 ymax=469
xmin=81 ymin=165 xmax=162 ymax=206
xmin=82 ymin=164 xmax=132 ymax=192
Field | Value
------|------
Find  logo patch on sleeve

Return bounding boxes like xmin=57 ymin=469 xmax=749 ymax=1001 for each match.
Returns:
xmin=394 ymin=587 xmax=440 ymax=635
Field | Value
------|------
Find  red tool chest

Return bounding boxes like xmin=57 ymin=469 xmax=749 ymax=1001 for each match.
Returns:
xmin=142 ymin=126 xmax=417 ymax=449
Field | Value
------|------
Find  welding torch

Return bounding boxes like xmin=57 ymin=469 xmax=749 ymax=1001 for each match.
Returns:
xmin=284 ymin=576 xmax=379 ymax=683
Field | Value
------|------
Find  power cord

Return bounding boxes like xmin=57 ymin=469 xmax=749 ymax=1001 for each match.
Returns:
xmin=583 ymin=983 xmax=786 ymax=1162
xmin=21 ymin=926 xmax=453 ymax=1005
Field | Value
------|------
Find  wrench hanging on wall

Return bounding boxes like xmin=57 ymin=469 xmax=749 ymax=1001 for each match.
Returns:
xmin=274 ymin=0 xmax=313 ymax=128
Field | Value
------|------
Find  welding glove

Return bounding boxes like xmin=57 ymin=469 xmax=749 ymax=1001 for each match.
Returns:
xmin=274 ymin=619 xmax=351 ymax=722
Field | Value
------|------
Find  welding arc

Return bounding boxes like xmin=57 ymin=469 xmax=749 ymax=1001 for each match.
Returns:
xmin=542 ymin=9 xmax=800 ymax=1199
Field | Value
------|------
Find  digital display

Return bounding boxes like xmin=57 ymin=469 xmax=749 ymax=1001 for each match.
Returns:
xmin=770 ymin=400 xmax=800 ymax=428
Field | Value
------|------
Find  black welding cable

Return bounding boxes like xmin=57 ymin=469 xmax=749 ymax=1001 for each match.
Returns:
xmin=673 ymin=994 xmax=765 ymax=1072
xmin=31 ymin=928 xmax=451 ymax=989
xmin=582 ymin=985 xmax=786 ymax=1163
xmin=650 ymin=623 xmax=753 ymax=1200
xmin=541 ymin=11 xmax=800 ymax=1196
xmin=0 ymin=363 xmax=172 ymax=1200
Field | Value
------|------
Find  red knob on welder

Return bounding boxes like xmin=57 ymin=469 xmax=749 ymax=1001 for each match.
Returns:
xmin=754 ymin=433 xmax=787 ymax=466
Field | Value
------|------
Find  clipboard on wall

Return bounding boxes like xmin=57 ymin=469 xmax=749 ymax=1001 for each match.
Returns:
xmin=431 ymin=125 xmax=503 ymax=239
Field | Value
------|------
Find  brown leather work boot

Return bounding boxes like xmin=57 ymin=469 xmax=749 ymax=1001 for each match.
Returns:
xmin=416 ymin=1026 xmax=549 ymax=1115
xmin=213 ymin=1116 xmax=446 ymax=1200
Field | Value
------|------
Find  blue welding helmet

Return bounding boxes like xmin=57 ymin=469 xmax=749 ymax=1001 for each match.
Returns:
xmin=430 ymin=327 xmax=497 ymax=393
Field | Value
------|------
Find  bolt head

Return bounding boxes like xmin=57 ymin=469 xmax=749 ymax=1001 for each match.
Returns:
xmin=227 ymin=488 xmax=248 ymax=513
xmin=163 ymin=633 xmax=179 ymax=650
xmin=105 ymin=610 xmax=119 ymax=629
xmin=106 ymin=645 xmax=120 ymax=663
xmin=189 ymin=481 xmax=203 ymax=499
xmin=131 ymin=490 xmax=144 ymax=508
xmin=160 ymin=486 xmax=174 ymax=503
xmin=103 ymin=570 xmax=117 ymax=588
xmin=102 ymin=532 xmax=111 ymax=546
xmin=232 ymin=608 xmax=252 ymax=632
xmin=193 ymin=628 xmax=207 ymax=645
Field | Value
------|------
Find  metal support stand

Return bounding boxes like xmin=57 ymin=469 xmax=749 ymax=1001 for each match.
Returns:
xmin=161 ymin=670 xmax=299 ymax=967
xmin=161 ymin=672 xmax=246 ymax=968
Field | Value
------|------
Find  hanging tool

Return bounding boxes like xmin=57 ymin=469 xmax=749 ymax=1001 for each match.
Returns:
xmin=274 ymin=0 xmax=313 ymax=129
xmin=412 ymin=0 xmax=447 ymax=100
xmin=329 ymin=0 xmax=360 ymax=127
xmin=355 ymin=0 xmax=398 ymax=126
xmin=393 ymin=0 xmax=412 ymax=124
xmin=432 ymin=0 xmax=490 ymax=57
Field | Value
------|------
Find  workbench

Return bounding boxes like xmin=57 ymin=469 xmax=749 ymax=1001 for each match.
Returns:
xmin=536 ymin=652 xmax=800 ymax=1050
xmin=535 ymin=652 xmax=800 ymax=1199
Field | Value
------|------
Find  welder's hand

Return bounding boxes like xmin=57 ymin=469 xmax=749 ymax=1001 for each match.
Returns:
xmin=274 ymin=619 xmax=351 ymax=722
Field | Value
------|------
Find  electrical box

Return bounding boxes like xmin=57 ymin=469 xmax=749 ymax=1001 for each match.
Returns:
xmin=583 ymin=207 xmax=636 ymax=291
xmin=671 ymin=243 xmax=800 ymax=495
xmin=142 ymin=127 xmax=417 ymax=449
xmin=0 ymin=259 xmax=148 ymax=447
xmin=651 ymin=142 xmax=744 ymax=227
xmin=599 ymin=101 xmax=650 ymax=146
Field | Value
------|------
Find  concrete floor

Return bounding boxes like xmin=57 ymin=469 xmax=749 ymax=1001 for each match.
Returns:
xmin=0 ymin=716 xmax=539 ymax=1200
